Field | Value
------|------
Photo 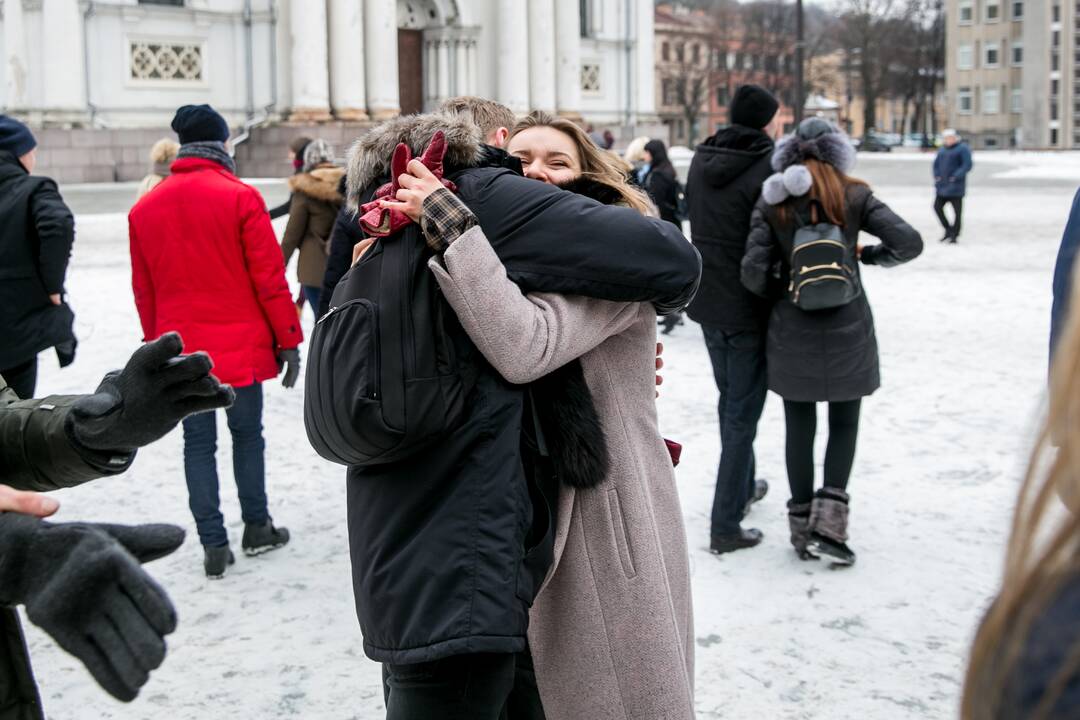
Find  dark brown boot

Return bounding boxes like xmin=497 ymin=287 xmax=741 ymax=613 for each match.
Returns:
xmin=809 ymin=488 xmax=856 ymax=565
xmin=787 ymin=500 xmax=818 ymax=561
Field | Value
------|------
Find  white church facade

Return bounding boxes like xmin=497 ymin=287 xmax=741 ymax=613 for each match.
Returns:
xmin=0 ymin=0 xmax=658 ymax=131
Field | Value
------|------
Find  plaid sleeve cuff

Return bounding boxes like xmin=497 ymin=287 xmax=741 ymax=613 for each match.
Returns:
xmin=421 ymin=187 xmax=478 ymax=252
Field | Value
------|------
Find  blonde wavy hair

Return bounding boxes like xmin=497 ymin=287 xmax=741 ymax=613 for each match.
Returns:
xmin=508 ymin=112 xmax=653 ymax=216
xmin=961 ymin=265 xmax=1080 ymax=717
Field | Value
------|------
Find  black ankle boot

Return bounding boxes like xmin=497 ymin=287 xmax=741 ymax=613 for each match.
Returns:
xmin=241 ymin=520 xmax=290 ymax=557
xmin=204 ymin=544 xmax=235 ymax=579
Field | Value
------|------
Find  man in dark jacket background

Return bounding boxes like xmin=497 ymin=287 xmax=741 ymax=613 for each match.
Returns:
xmin=932 ymin=129 xmax=973 ymax=244
xmin=0 ymin=333 xmax=233 ymax=719
xmin=0 ymin=116 xmax=78 ymax=399
xmin=686 ymin=84 xmax=783 ymax=554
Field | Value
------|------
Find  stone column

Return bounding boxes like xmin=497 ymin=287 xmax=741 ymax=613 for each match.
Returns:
xmin=528 ymin=0 xmax=557 ymax=113
xmin=554 ymin=0 xmax=581 ymax=118
xmin=3 ymin=0 xmax=29 ymax=111
xmin=42 ymin=0 xmax=87 ymax=120
xmin=328 ymin=0 xmax=368 ymax=120
xmin=424 ymin=38 xmax=438 ymax=110
xmin=635 ymin=0 xmax=656 ymax=119
xmin=364 ymin=0 xmax=400 ymax=119
xmin=496 ymin=0 xmax=530 ymax=113
xmin=437 ymin=39 xmax=451 ymax=102
xmin=289 ymin=0 xmax=332 ymax=121
xmin=454 ymin=39 xmax=469 ymax=96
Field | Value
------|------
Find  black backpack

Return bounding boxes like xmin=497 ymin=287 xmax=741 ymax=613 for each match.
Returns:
xmin=787 ymin=203 xmax=861 ymax=311
xmin=304 ymin=222 xmax=477 ymax=466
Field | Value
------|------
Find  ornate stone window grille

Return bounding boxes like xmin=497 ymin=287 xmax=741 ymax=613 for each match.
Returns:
xmin=581 ymin=63 xmax=601 ymax=93
xmin=129 ymin=41 xmax=204 ymax=83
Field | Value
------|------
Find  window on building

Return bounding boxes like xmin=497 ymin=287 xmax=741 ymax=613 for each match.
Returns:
xmin=958 ymin=87 xmax=974 ymax=114
xmin=1053 ymin=52 xmax=1061 ymax=71
xmin=983 ymin=87 xmax=1001 ymax=114
xmin=662 ymin=42 xmax=670 ymax=62
xmin=1053 ymin=3 xmax=1062 ymax=22
xmin=676 ymin=43 xmax=685 ymax=62
xmin=985 ymin=136 xmax=999 ymax=147
xmin=579 ymin=0 xmax=595 ymax=38
xmin=1011 ymin=41 xmax=1023 ymax=65
xmin=1053 ymin=79 xmax=1061 ymax=96
xmin=1054 ymin=30 xmax=1062 ymax=47
xmin=717 ymin=85 xmax=731 ymax=105
xmin=727 ymin=51 xmax=736 ymax=70
xmin=959 ymin=0 xmax=974 ymax=23
xmin=1012 ymin=88 xmax=1023 ymax=113
xmin=663 ymin=79 xmax=678 ymax=106
xmin=1052 ymin=101 xmax=1060 ymax=120
xmin=958 ymin=44 xmax=974 ymax=69
xmin=1012 ymin=0 xmax=1024 ymax=19
xmin=985 ymin=42 xmax=1000 ymax=67
xmin=1052 ymin=128 xmax=1060 ymax=145
xmin=139 ymin=0 xmax=185 ymax=5
xmin=691 ymin=44 xmax=700 ymax=64
xmin=986 ymin=0 xmax=1001 ymax=21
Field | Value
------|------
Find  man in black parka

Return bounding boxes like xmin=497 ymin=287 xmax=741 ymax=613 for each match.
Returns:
xmin=0 ymin=333 xmax=234 ymax=719
xmin=0 ymin=116 xmax=78 ymax=399
xmin=337 ymin=111 xmax=700 ymax=718
xmin=686 ymin=85 xmax=783 ymax=555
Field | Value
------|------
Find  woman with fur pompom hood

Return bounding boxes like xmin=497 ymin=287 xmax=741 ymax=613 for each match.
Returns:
xmin=280 ymin=139 xmax=344 ymax=315
xmin=741 ymin=118 xmax=923 ymax=565
xmin=136 ymin=138 xmax=179 ymax=199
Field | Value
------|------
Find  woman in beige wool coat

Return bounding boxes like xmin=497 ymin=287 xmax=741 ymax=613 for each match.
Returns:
xmin=385 ymin=111 xmax=697 ymax=720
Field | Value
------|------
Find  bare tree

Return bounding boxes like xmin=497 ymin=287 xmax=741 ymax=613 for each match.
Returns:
xmin=837 ymin=0 xmax=912 ymax=133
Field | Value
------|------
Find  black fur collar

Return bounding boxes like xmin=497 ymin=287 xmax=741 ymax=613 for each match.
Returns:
xmin=556 ymin=177 xmax=623 ymax=206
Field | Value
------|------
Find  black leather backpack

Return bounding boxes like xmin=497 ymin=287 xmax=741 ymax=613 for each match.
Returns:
xmin=304 ymin=222 xmax=477 ymax=466
xmin=787 ymin=202 xmax=861 ymax=311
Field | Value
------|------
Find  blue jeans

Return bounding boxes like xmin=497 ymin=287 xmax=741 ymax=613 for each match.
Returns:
xmin=182 ymin=383 xmax=269 ymax=547
xmin=701 ymin=326 xmax=768 ymax=538
xmin=303 ymin=285 xmax=322 ymax=317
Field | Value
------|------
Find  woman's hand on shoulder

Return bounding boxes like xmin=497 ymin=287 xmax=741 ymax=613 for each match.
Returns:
xmin=379 ymin=159 xmax=445 ymax=223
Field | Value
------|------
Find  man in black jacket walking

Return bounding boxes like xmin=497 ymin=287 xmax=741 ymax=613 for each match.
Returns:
xmin=0 ymin=116 xmax=78 ymax=399
xmin=686 ymin=85 xmax=782 ymax=554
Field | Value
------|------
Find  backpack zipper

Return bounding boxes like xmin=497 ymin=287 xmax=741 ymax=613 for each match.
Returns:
xmin=793 ymin=274 xmax=849 ymax=303
xmin=799 ymin=262 xmax=847 ymax=274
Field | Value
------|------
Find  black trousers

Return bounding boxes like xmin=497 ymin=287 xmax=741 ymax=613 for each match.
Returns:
xmin=783 ymin=399 xmax=861 ymax=504
xmin=383 ymin=651 xmax=545 ymax=720
xmin=0 ymin=357 xmax=38 ymax=399
xmin=933 ymin=195 xmax=963 ymax=239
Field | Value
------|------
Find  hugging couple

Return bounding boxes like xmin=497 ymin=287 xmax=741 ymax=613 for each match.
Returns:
xmin=323 ymin=98 xmax=702 ymax=720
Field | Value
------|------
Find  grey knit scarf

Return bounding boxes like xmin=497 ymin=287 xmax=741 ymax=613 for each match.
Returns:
xmin=176 ymin=141 xmax=236 ymax=175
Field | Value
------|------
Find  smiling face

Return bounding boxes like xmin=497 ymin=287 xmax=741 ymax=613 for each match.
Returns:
xmin=506 ymin=126 xmax=582 ymax=186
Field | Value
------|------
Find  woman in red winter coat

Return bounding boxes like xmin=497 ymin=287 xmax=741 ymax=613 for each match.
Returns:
xmin=128 ymin=104 xmax=302 ymax=578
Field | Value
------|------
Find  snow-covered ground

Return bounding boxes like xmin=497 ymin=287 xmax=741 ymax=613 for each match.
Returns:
xmin=25 ymin=152 xmax=1071 ymax=719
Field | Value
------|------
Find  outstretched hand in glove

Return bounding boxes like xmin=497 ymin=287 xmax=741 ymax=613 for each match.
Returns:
xmin=68 ymin=333 xmax=235 ymax=453
xmin=0 ymin=514 xmax=185 ymax=701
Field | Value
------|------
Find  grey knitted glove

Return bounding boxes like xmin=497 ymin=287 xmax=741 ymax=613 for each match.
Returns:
xmin=0 ymin=513 xmax=184 ymax=701
xmin=69 ymin=333 xmax=235 ymax=452
xmin=278 ymin=348 xmax=301 ymax=389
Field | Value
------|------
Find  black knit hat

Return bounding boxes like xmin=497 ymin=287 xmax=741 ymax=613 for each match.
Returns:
xmin=0 ymin=115 xmax=37 ymax=158
xmin=729 ymin=85 xmax=780 ymax=130
xmin=171 ymin=104 xmax=230 ymax=145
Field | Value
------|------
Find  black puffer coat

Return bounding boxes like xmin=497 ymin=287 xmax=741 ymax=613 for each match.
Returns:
xmin=0 ymin=152 xmax=76 ymax=370
xmin=642 ymin=140 xmax=680 ymax=227
xmin=339 ymin=114 xmax=702 ymax=665
xmin=686 ymin=125 xmax=775 ymax=330
xmin=741 ymin=184 xmax=922 ymax=401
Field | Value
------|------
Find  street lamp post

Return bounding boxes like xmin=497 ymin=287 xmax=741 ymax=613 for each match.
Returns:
xmin=794 ymin=0 xmax=805 ymax=125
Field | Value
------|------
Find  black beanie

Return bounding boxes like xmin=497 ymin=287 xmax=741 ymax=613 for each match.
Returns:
xmin=730 ymin=85 xmax=780 ymax=130
xmin=0 ymin=115 xmax=37 ymax=158
xmin=171 ymin=104 xmax=230 ymax=145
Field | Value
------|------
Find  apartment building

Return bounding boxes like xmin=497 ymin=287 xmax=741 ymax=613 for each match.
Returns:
xmin=947 ymin=0 xmax=1080 ymax=148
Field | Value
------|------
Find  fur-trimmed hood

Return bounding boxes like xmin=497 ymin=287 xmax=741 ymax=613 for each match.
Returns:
xmin=346 ymin=113 xmax=484 ymax=212
xmin=762 ymin=118 xmax=856 ymax=205
xmin=288 ymin=165 xmax=346 ymax=203
xmin=771 ymin=121 xmax=856 ymax=175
